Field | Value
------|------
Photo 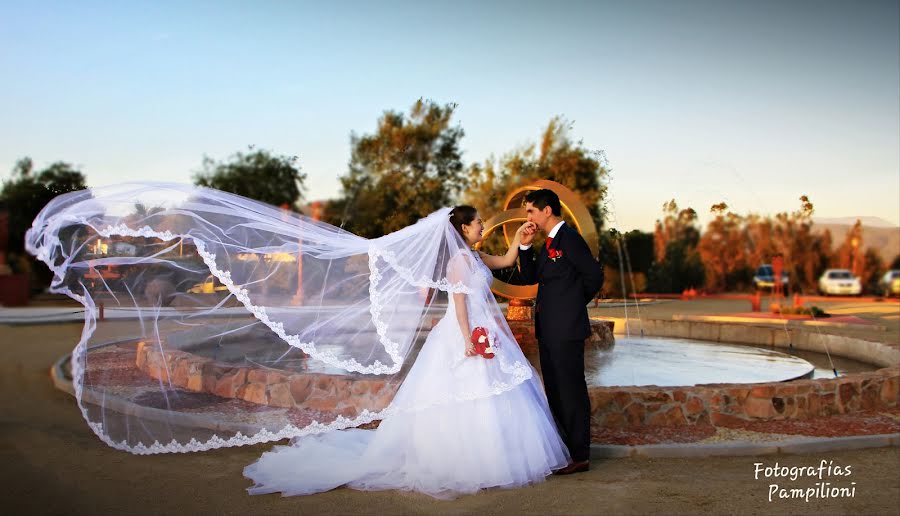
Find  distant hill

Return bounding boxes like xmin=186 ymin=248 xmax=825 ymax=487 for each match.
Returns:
xmin=811 ymin=219 xmax=900 ymax=263
xmin=813 ymin=216 xmax=897 ymax=228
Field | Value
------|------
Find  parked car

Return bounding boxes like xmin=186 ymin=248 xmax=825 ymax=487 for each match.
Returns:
xmin=753 ymin=264 xmax=789 ymax=290
xmin=187 ymin=274 xmax=230 ymax=294
xmin=880 ymin=270 xmax=900 ymax=297
xmin=818 ymin=269 xmax=862 ymax=296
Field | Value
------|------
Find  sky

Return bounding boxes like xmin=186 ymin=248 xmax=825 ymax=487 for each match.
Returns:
xmin=1 ymin=0 xmax=898 ymax=231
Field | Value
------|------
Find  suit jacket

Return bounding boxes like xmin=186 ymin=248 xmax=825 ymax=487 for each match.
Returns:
xmin=519 ymin=223 xmax=604 ymax=342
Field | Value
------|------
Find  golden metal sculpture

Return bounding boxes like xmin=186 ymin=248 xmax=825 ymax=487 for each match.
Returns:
xmin=476 ymin=179 xmax=598 ymax=300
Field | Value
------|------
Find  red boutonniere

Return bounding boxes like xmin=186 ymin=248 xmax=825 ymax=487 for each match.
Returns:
xmin=548 ymin=248 xmax=564 ymax=262
xmin=470 ymin=327 xmax=495 ymax=359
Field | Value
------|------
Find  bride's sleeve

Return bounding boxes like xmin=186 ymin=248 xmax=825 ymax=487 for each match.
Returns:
xmin=446 ymin=252 xmax=474 ymax=290
xmin=447 ymin=252 xmax=476 ymax=343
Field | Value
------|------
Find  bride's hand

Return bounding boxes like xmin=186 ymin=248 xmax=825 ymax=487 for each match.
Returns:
xmin=518 ymin=222 xmax=537 ymax=246
xmin=464 ymin=342 xmax=477 ymax=357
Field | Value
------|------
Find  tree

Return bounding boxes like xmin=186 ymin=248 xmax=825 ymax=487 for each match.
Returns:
xmin=600 ymin=229 xmax=654 ymax=297
xmin=0 ymin=157 xmax=87 ymax=255
xmin=860 ymin=248 xmax=884 ymax=294
xmin=324 ymin=99 xmax=465 ymax=237
xmin=653 ymin=200 xmax=699 ymax=263
xmin=773 ymin=195 xmax=821 ymax=293
xmin=646 ymin=200 xmax=704 ymax=293
xmin=834 ymin=220 xmax=865 ymax=277
xmin=687 ymin=195 xmax=837 ymax=293
xmin=647 ymin=239 xmax=705 ymax=293
xmin=463 ymin=116 xmax=609 ymax=236
xmin=194 ymin=148 xmax=306 ymax=209
xmin=697 ymin=202 xmax=750 ymax=292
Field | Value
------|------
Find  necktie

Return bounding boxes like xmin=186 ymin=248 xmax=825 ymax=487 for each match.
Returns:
xmin=545 ymin=236 xmax=553 ymax=249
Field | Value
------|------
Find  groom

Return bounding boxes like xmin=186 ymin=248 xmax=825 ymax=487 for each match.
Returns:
xmin=518 ymin=189 xmax=604 ymax=475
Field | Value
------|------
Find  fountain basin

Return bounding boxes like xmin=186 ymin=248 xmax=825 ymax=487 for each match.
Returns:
xmin=585 ymin=318 xmax=899 ymax=428
xmin=64 ymin=314 xmax=897 ymax=433
xmin=585 ymin=337 xmax=814 ymax=387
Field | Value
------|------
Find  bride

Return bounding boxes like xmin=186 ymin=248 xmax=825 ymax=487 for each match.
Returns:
xmin=25 ymin=185 xmax=570 ymax=500
xmin=243 ymin=205 xmax=570 ymax=498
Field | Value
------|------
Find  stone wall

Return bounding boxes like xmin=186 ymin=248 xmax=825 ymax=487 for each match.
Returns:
xmin=508 ymin=319 xmax=614 ymax=354
xmin=135 ymin=342 xmax=399 ymax=417
xmin=134 ymin=316 xmax=898 ymax=429
xmin=589 ymin=366 xmax=899 ymax=428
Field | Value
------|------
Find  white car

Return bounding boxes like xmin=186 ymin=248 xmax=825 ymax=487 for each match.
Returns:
xmin=880 ymin=270 xmax=900 ymax=297
xmin=818 ymin=269 xmax=862 ymax=296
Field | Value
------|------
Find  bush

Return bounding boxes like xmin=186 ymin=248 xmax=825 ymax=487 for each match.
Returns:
xmin=776 ymin=305 xmax=830 ymax=318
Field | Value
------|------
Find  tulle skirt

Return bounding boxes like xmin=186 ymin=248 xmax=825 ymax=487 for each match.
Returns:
xmin=243 ymin=310 xmax=570 ymax=499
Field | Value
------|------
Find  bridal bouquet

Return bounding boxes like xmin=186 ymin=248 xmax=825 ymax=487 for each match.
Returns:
xmin=470 ymin=327 xmax=495 ymax=359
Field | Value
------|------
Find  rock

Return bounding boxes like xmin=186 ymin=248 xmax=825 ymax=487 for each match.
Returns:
xmin=750 ymin=385 xmax=775 ymax=398
xmin=684 ymin=397 xmax=705 ymax=416
xmin=247 ymin=369 xmax=268 ymax=384
xmin=290 ymin=376 xmax=313 ymax=403
xmin=238 ymin=382 xmax=267 ymax=405
xmin=647 ymin=406 xmax=686 ymax=427
xmin=185 ymin=362 xmax=203 ymax=392
xmin=744 ymin=398 xmax=775 ymax=419
xmin=603 ymin=411 xmax=627 ymax=428
xmin=589 ymin=389 xmax=617 ymax=411
xmin=268 ymin=382 xmax=294 ymax=408
xmin=710 ymin=412 xmax=745 ymax=426
xmin=879 ymin=376 xmax=898 ymax=404
xmin=624 ymin=403 xmax=646 ymax=425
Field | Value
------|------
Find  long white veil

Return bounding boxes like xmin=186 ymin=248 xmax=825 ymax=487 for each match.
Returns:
xmin=26 ymin=183 xmax=531 ymax=454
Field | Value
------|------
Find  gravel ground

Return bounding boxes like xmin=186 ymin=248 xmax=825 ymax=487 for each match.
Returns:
xmin=697 ymin=428 xmax=798 ymax=444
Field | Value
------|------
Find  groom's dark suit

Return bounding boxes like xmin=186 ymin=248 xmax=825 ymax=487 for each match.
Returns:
xmin=519 ymin=222 xmax=604 ymax=462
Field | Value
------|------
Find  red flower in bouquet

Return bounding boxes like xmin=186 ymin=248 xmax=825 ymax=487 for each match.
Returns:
xmin=470 ymin=326 xmax=495 ymax=359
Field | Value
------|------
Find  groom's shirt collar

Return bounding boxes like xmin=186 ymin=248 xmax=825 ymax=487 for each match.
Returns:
xmin=548 ymin=220 xmax=565 ymax=239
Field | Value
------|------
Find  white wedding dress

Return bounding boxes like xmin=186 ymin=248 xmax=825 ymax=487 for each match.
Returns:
xmin=243 ymin=255 xmax=570 ymax=499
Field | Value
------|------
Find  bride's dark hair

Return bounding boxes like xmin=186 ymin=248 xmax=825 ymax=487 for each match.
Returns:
xmin=448 ymin=205 xmax=477 ymax=238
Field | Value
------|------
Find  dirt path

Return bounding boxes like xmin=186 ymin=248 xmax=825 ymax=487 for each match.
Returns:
xmin=1 ymin=321 xmax=898 ymax=514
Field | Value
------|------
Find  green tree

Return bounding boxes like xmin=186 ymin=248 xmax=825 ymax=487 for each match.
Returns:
xmin=463 ymin=116 xmax=609 ymax=236
xmin=1 ymin=157 xmax=87 ymax=254
xmin=647 ymin=239 xmax=705 ymax=293
xmin=324 ymin=99 xmax=465 ymax=237
xmin=194 ymin=148 xmax=306 ymax=209
xmin=600 ymin=229 xmax=654 ymax=297
xmin=647 ymin=200 xmax=703 ymax=293
xmin=860 ymin=248 xmax=884 ymax=294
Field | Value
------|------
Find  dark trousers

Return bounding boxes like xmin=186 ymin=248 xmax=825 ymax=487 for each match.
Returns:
xmin=538 ymin=338 xmax=591 ymax=462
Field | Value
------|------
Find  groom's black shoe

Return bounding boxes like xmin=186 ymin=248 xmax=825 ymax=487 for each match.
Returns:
xmin=553 ymin=460 xmax=590 ymax=475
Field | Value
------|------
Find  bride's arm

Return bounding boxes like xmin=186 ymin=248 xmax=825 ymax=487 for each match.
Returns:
xmin=479 ymin=222 xmax=535 ymax=270
xmin=453 ymin=293 xmax=477 ymax=357
xmin=448 ymin=254 xmax=477 ymax=357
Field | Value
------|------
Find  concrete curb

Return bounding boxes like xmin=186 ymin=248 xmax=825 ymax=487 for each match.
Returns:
xmin=673 ymin=314 xmax=888 ymax=332
xmin=50 ymin=353 xmax=75 ymax=397
xmin=590 ymin=433 xmax=899 ymax=459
